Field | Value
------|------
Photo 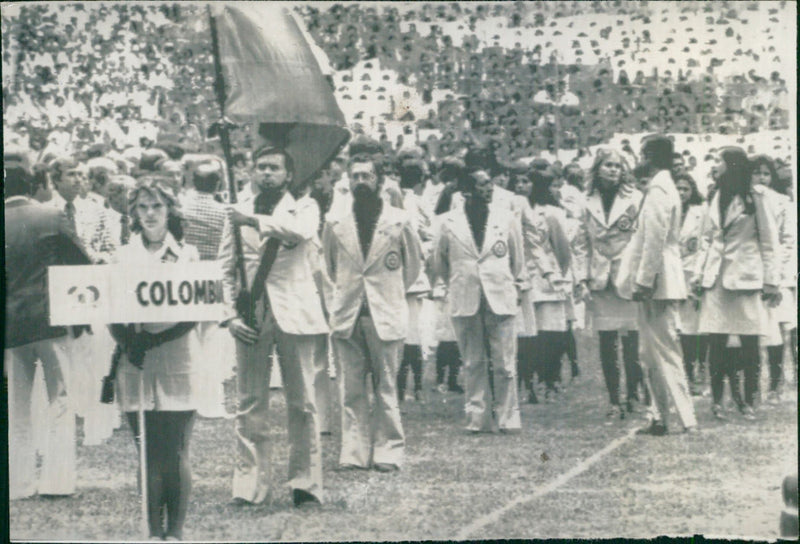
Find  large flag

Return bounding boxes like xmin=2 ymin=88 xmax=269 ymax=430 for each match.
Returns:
xmin=212 ymin=2 xmax=349 ymax=185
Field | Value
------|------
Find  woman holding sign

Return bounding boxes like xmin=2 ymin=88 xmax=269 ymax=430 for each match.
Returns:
xmin=111 ymin=179 xmax=200 ymax=541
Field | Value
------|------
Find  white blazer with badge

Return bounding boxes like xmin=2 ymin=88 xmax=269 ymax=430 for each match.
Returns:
xmin=692 ymin=184 xmax=779 ymax=291
xmin=432 ymin=197 xmax=527 ymax=318
xmin=322 ymin=204 xmax=423 ymax=342
xmin=218 ymin=190 xmax=328 ymax=335
xmin=574 ymin=188 xmax=644 ymax=291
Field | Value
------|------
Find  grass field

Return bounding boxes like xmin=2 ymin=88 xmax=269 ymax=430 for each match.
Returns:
xmin=9 ymin=330 xmax=798 ymax=541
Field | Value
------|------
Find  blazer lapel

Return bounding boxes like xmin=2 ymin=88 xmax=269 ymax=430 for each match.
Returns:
xmin=450 ymin=209 xmax=480 ymax=258
xmin=335 ymin=213 xmax=365 ymax=267
xmin=585 ymin=193 xmax=608 ymax=226
xmin=479 ymin=201 xmax=505 ymax=259
xmin=606 ymin=192 xmax=633 ymax=227
xmin=365 ymin=210 xmax=396 ymax=268
xmin=723 ymin=195 xmax=744 ymax=228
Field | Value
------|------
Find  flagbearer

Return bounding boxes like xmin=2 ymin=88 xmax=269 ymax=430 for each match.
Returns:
xmin=219 ymin=146 xmax=328 ymax=507
xmin=322 ymin=137 xmax=423 ymax=472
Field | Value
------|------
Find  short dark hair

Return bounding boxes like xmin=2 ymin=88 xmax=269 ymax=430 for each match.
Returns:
xmin=252 ymin=146 xmax=294 ymax=177
xmin=641 ymin=134 xmax=674 ymax=170
xmin=348 ymin=153 xmax=384 ymax=184
xmin=4 ymin=165 xmax=34 ymax=198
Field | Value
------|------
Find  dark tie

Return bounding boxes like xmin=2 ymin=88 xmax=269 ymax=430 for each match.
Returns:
xmin=120 ymin=214 xmax=130 ymax=245
xmin=65 ymin=201 xmax=77 ymax=232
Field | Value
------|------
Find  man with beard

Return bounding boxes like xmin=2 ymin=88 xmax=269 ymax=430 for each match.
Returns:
xmin=616 ymin=135 xmax=697 ymax=436
xmin=432 ymin=148 xmax=527 ymax=434
xmin=220 ymin=146 xmax=328 ymax=507
xmin=322 ymin=139 xmax=422 ymax=472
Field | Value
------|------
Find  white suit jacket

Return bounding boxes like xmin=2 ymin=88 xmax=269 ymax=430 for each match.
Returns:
xmin=523 ymin=204 xmax=571 ymax=302
xmin=432 ymin=196 xmax=526 ymax=317
xmin=615 ymin=170 xmax=687 ymax=301
xmin=218 ymin=190 xmax=328 ymax=335
xmin=679 ymin=204 xmax=707 ymax=286
xmin=573 ymin=187 xmax=644 ymax=291
xmin=322 ymin=203 xmax=423 ymax=342
xmin=692 ymin=184 xmax=779 ymax=291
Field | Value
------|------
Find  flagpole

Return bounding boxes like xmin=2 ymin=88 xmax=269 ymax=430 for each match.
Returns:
xmin=207 ymin=5 xmax=249 ymax=302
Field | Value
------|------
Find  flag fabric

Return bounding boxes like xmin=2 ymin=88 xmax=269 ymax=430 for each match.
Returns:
xmin=213 ymin=3 xmax=349 ymax=184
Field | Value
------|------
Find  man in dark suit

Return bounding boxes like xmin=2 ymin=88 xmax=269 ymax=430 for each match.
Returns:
xmin=5 ymin=160 xmax=92 ymax=499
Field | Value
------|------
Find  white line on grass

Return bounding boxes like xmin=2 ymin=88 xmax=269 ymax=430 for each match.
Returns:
xmin=455 ymin=426 xmax=639 ymax=540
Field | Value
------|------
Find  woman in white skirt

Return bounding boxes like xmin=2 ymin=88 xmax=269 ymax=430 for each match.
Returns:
xmin=111 ymin=180 xmax=201 ymax=540
xmin=750 ymin=156 xmax=797 ymax=402
xmin=693 ymin=148 xmax=781 ymax=421
xmin=674 ymin=173 xmax=708 ymax=395
xmin=511 ymin=168 xmax=539 ymax=403
xmin=574 ymin=150 xmax=646 ymax=420
xmin=524 ymin=167 xmax=573 ymax=402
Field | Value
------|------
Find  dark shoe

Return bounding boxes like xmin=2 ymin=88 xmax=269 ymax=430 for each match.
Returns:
xmin=571 ymin=362 xmax=580 ymax=380
xmin=683 ymin=425 xmax=699 ymax=434
xmin=448 ymin=384 xmax=465 ymax=394
xmin=320 ymin=431 xmax=332 ymax=437
xmin=605 ymin=404 xmax=623 ymax=424
xmin=336 ymin=463 xmax=366 ymax=472
xmin=712 ymin=404 xmax=727 ymax=420
xmin=499 ymin=427 xmax=521 ymax=435
xmin=527 ymin=389 xmax=539 ymax=404
xmin=373 ymin=463 xmax=399 ymax=473
xmin=636 ymin=420 xmax=668 ymax=436
xmin=293 ymin=489 xmax=321 ymax=508
xmin=414 ymin=389 xmax=423 ymax=402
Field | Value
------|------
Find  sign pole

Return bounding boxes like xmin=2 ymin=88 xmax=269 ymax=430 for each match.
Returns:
xmin=138 ymin=370 xmax=149 ymax=538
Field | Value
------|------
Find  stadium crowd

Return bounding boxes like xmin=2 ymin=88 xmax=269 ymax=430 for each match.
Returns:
xmin=3 ymin=2 xmax=797 ymax=541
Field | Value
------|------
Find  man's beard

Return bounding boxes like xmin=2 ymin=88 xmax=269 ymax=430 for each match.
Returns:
xmin=398 ymin=164 xmax=424 ymax=189
xmin=352 ymin=183 xmax=381 ymax=226
xmin=254 ymin=184 xmax=284 ymax=215
xmin=352 ymin=183 xmax=379 ymax=204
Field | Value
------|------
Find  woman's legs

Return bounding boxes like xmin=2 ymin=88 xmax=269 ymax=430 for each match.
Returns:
xmin=127 ymin=410 xmax=196 ymax=540
xmin=767 ymin=344 xmax=784 ymax=394
xmin=621 ymin=331 xmax=643 ymax=410
xmin=707 ymin=334 xmax=728 ymax=413
xmin=598 ymin=331 xmax=621 ymax=408
xmin=739 ymin=335 xmax=760 ymax=411
xmin=162 ymin=411 xmax=196 ymax=540
xmin=565 ymin=322 xmax=580 ymax=379
xmin=517 ymin=336 xmax=537 ymax=402
xmin=127 ymin=411 xmax=167 ymax=539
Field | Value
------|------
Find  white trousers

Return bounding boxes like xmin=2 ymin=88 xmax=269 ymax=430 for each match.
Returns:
xmin=7 ymin=337 xmax=76 ymax=498
xmin=638 ymin=300 xmax=697 ymax=430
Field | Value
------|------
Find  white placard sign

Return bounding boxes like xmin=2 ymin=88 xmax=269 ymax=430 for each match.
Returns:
xmin=48 ymin=262 xmax=227 ymax=325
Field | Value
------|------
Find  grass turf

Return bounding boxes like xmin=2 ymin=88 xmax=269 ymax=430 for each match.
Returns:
xmin=9 ymin=330 xmax=798 ymax=541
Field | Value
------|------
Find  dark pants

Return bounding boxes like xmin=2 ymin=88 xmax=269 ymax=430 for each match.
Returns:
xmin=397 ymin=344 xmax=423 ymax=400
xmin=435 ymin=341 xmax=462 ymax=388
xmin=680 ymin=334 xmax=708 ymax=384
xmin=598 ymin=330 xmax=643 ymax=406
xmin=127 ymin=410 xmax=195 ymax=540
xmin=537 ymin=331 xmax=568 ymax=391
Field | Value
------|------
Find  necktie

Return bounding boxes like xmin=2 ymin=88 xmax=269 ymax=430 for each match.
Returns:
xmin=65 ymin=201 xmax=77 ymax=233
xmin=120 ymin=214 xmax=130 ymax=245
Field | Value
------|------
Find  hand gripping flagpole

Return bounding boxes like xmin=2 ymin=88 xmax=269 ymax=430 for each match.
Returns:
xmin=207 ymin=5 xmax=251 ymax=323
